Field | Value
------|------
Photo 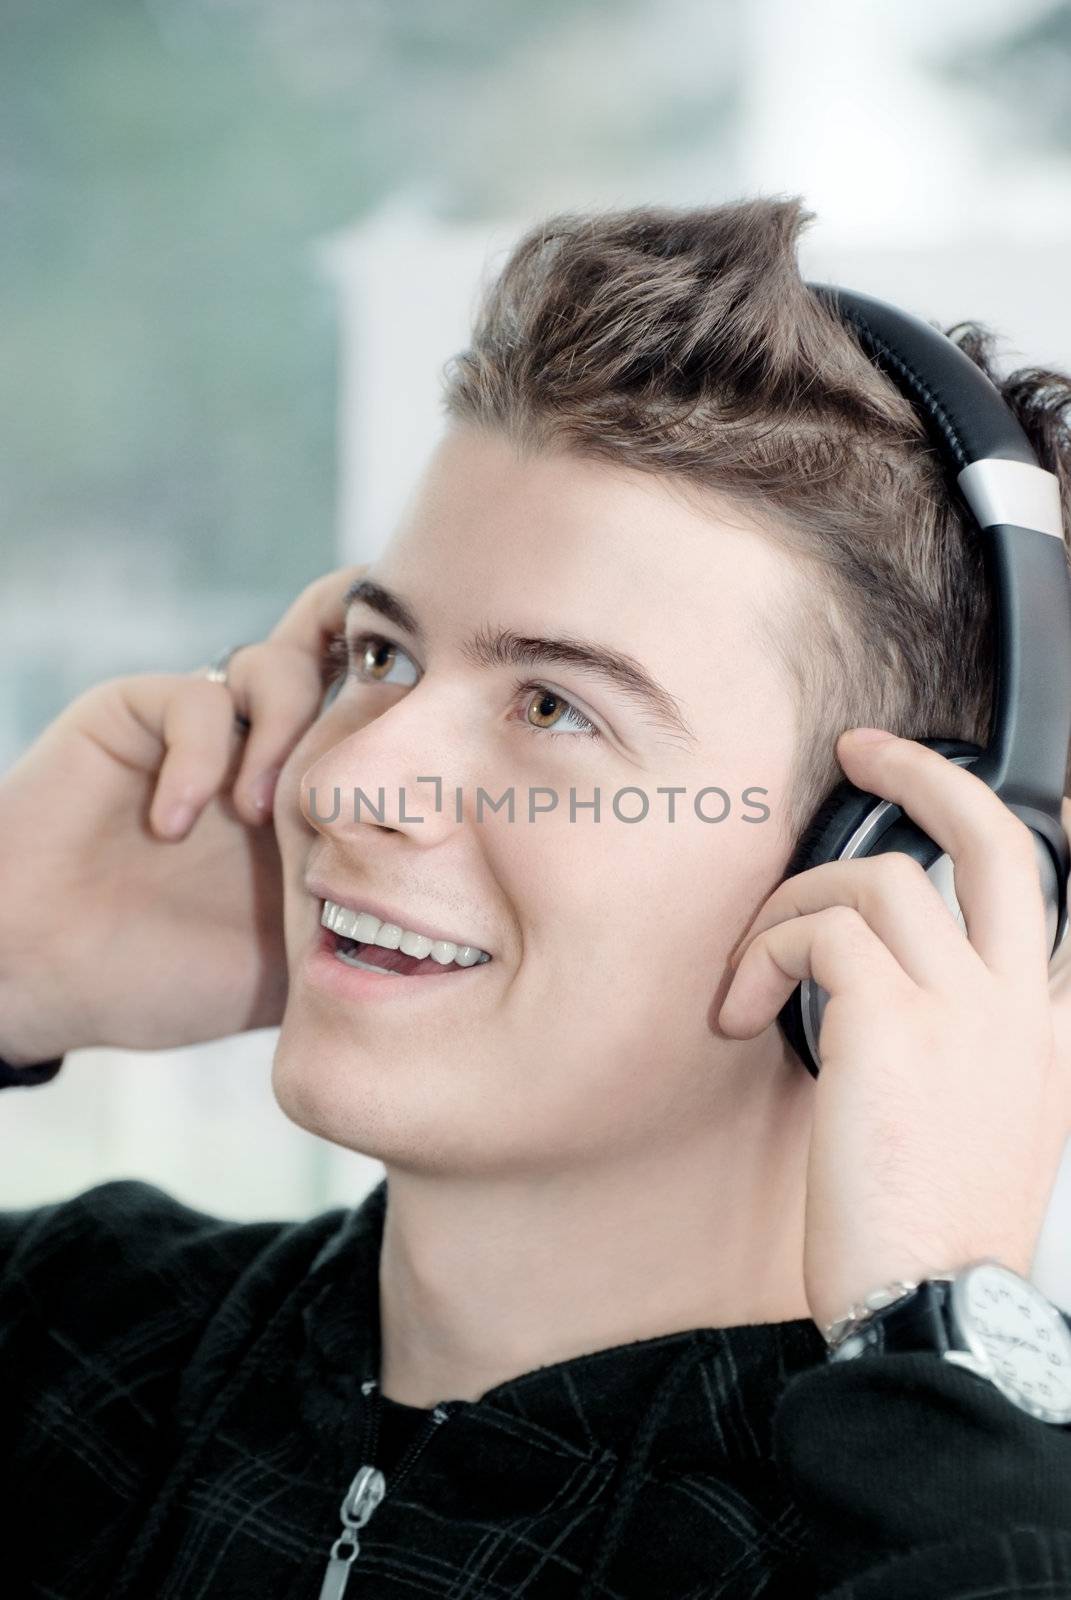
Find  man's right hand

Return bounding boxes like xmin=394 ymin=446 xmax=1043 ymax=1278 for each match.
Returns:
xmin=0 ymin=565 xmax=366 ymax=1067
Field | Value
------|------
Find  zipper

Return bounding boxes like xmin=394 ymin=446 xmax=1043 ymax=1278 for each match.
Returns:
xmin=318 ymin=1378 xmax=463 ymax=1600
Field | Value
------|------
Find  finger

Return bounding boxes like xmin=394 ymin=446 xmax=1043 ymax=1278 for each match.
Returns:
xmin=235 ymin=563 xmax=369 ymax=819
xmin=118 ymin=676 xmax=242 ymax=839
xmin=731 ymin=851 xmax=983 ymax=993
xmin=223 ymin=640 xmax=327 ymax=822
xmin=192 ymin=567 xmax=368 ymax=826
xmin=267 ymin=562 xmax=369 ymax=679
xmin=835 ymin=729 xmax=1051 ymax=987
xmin=720 ymin=903 xmax=914 ymax=1039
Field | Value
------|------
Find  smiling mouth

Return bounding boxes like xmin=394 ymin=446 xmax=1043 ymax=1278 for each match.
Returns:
xmin=325 ymin=927 xmax=487 ymax=977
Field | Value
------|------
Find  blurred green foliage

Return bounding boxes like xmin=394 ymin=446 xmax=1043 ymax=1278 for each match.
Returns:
xmin=1 ymin=0 xmax=733 ymax=608
xmin=929 ymin=1 xmax=1071 ymax=151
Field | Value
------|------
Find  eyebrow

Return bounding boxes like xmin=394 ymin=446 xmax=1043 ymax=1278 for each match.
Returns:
xmin=342 ymin=576 xmax=698 ymax=748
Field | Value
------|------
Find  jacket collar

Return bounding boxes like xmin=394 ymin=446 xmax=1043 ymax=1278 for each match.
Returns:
xmin=300 ymin=1176 xmax=828 ymax=1468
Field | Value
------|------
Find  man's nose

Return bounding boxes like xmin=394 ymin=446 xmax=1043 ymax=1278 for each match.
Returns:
xmin=298 ymin=689 xmax=471 ymax=840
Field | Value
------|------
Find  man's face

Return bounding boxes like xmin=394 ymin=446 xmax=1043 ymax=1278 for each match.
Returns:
xmin=272 ymin=425 xmax=802 ymax=1176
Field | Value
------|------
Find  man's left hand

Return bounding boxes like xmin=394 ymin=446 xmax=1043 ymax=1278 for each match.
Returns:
xmin=718 ymin=727 xmax=1071 ymax=1337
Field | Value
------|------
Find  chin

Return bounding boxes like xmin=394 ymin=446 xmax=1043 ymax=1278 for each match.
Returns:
xmin=269 ymin=1021 xmax=467 ymax=1174
xmin=273 ymin=1038 xmax=569 ymax=1183
xmin=271 ymin=1017 xmax=375 ymax=1142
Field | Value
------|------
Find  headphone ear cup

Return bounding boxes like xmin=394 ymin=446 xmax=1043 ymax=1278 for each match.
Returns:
xmin=775 ymin=777 xmax=875 ymax=1080
xmin=773 ymin=737 xmax=984 ymax=1078
xmin=778 ymin=776 xmax=864 ymax=888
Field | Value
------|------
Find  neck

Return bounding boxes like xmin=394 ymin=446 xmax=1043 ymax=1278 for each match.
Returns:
xmin=377 ymin=1039 xmax=815 ymax=1408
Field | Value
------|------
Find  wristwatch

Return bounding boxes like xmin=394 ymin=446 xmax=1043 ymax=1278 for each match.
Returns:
xmin=826 ymin=1258 xmax=1071 ymax=1426
xmin=0 ymin=1053 xmax=64 ymax=1088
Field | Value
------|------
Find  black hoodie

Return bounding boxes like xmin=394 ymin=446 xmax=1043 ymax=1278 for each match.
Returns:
xmin=2 ymin=1174 xmax=1070 ymax=1598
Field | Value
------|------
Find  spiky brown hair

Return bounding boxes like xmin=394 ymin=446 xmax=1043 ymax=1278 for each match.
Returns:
xmin=441 ymin=197 xmax=1071 ymax=846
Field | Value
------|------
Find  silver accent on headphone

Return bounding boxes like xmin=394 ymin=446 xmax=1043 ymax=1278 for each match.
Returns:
xmin=798 ymin=754 xmax=1061 ymax=1068
xmin=800 ymin=796 xmax=898 ymax=1067
xmin=956 ymin=459 xmax=1063 ymax=539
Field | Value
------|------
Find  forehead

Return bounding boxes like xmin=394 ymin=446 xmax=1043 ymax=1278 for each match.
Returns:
xmin=397 ymin=426 xmax=790 ymax=613
xmin=381 ymin=425 xmax=798 ymax=748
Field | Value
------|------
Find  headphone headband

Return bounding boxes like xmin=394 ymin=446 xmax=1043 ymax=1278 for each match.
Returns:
xmin=777 ymin=285 xmax=1071 ymax=1077
xmin=812 ymin=285 xmax=1063 ymax=539
xmin=810 ymin=285 xmax=1035 ymax=463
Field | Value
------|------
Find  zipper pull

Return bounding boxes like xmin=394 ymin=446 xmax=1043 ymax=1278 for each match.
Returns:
xmin=318 ymin=1464 xmax=385 ymax=1600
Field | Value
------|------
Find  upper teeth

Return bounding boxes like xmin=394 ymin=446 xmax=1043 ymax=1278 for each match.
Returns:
xmin=321 ymin=900 xmax=492 ymax=967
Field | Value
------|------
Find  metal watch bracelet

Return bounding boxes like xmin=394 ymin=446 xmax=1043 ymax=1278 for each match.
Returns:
xmin=823 ymin=1277 xmax=927 ymax=1353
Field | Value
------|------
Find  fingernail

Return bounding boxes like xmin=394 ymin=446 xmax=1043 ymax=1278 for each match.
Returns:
xmin=249 ymin=768 xmax=278 ymax=814
xmin=847 ymin=727 xmax=893 ymax=745
xmin=163 ymin=802 xmax=195 ymax=835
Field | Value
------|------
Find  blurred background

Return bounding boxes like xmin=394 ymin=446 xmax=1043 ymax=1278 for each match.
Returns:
xmin=3 ymin=0 xmax=1071 ymax=1300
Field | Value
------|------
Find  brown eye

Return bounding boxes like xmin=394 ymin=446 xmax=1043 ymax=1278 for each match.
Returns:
xmin=526 ymin=689 xmax=567 ymax=729
xmin=346 ymin=632 xmax=419 ymax=688
xmin=362 ymin=638 xmax=397 ymax=680
xmin=519 ymin=685 xmax=599 ymax=739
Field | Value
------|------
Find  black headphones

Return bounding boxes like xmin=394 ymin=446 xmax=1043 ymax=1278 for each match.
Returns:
xmin=776 ymin=284 xmax=1071 ymax=1081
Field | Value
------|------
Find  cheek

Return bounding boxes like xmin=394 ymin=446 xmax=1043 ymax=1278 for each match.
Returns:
xmin=524 ymin=806 xmax=785 ymax=1020
xmin=494 ymin=819 xmax=774 ymax=1151
xmin=511 ymin=814 xmax=718 ymax=1030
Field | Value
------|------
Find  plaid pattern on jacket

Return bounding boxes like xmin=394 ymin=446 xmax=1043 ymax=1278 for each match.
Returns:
xmin=2 ymin=1174 xmax=1071 ymax=1598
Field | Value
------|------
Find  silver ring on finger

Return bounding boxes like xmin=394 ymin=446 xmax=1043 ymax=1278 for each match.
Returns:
xmin=195 ymin=643 xmax=254 ymax=733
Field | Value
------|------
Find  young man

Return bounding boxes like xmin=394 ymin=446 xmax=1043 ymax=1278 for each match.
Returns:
xmin=2 ymin=196 xmax=1071 ymax=1598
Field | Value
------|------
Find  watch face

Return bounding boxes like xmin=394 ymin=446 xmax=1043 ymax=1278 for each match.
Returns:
xmin=952 ymin=1261 xmax=1071 ymax=1425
